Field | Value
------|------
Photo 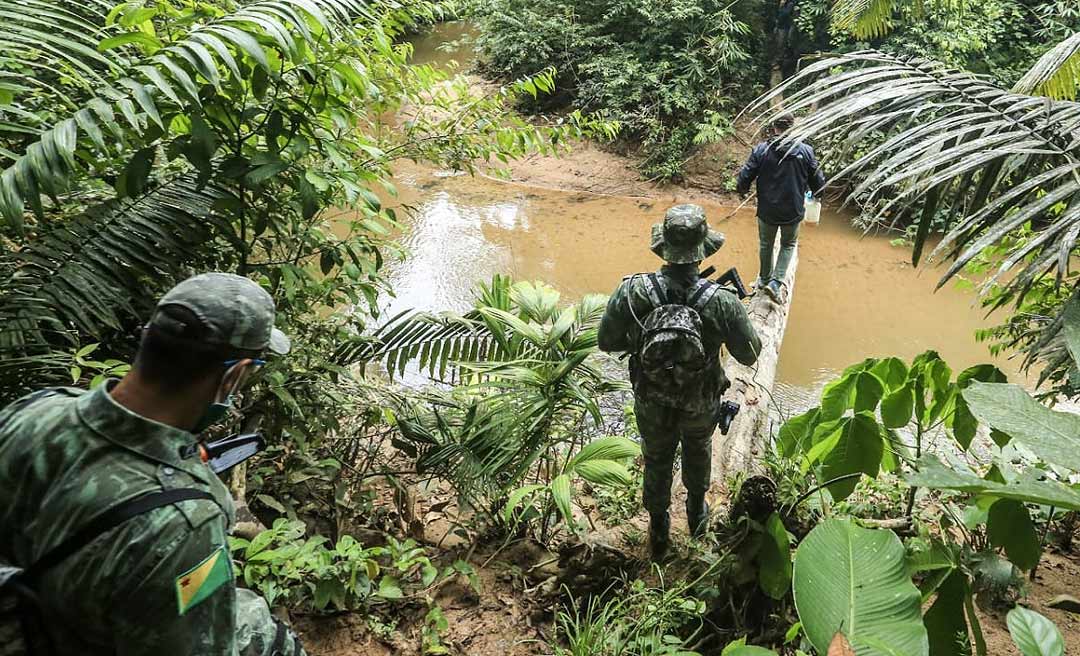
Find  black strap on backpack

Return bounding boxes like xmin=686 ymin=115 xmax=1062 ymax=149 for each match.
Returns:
xmin=22 ymin=488 xmax=215 ymax=582
xmin=4 ymin=488 xmax=215 ymax=655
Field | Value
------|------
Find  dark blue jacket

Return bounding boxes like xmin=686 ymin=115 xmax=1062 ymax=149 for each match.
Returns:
xmin=736 ymin=140 xmax=826 ymax=225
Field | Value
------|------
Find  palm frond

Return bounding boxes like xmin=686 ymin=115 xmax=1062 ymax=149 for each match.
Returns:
xmin=335 ymin=309 xmax=505 ymax=380
xmin=1013 ymin=32 xmax=1080 ymax=101
xmin=0 ymin=0 xmax=126 ymax=134
xmin=0 ymin=0 xmax=372 ymax=229
xmin=830 ymin=0 xmax=973 ymax=40
xmin=746 ymin=49 xmax=1080 ymax=381
xmin=0 ymin=174 xmax=231 ymax=373
xmin=831 ymin=0 xmax=895 ymax=39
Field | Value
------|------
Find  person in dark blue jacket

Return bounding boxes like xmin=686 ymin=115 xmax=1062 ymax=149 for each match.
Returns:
xmin=736 ymin=113 xmax=826 ymax=303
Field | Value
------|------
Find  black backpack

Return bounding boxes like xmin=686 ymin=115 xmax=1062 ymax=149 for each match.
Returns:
xmin=629 ymin=274 xmax=724 ymax=411
xmin=0 ymin=489 xmax=213 ymax=655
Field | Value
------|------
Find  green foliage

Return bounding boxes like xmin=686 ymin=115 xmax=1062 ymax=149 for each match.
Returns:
xmin=66 ymin=342 xmax=131 ymax=389
xmin=1007 ymin=607 xmax=1065 ymax=656
xmin=753 ymin=31 xmax=1080 ymax=390
xmin=1013 ymin=31 xmax=1080 ymax=99
xmin=472 ymin=0 xmax=755 ymax=180
xmin=778 ymin=352 xmax=1002 ymax=501
xmin=907 ymin=455 xmax=1080 ymax=511
xmin=555 ymin=579 xmax=706 ymax=656
xmin=383 ymin=277 xmax=627 ymax=540
xmin=229 ymin=518 xmax=477 ymax=612
xmin=830 ymin=0 xmax=976 ymax=40
xmin=793 ymin=518 xmax=928 ymax=656
xmin=505 ymin=435 xmax=641 ymax=530
xmin=756 ymin=513 xmax=792 ymax=601
xmin=963 ymin=381 xmax=1080 ymax=471
xmin=720 ymin=639 xmax=778 ymax=656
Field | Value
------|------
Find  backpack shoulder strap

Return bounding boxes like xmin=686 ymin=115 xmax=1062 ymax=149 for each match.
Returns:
xmin=687 ymin=279 xmax=720 ymax=313
xmin=628 ymin=273 xmax=667 ymax=310
xmin=23 ymin=488 xmax=215 ymax=581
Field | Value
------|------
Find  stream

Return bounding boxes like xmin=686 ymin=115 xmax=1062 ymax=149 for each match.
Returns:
xmin=376 ymin=22 xmax=1024 ymax=414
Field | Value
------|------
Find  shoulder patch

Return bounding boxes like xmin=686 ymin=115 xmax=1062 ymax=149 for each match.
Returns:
xmin=175 ymin=545 xmax=232 ymax=615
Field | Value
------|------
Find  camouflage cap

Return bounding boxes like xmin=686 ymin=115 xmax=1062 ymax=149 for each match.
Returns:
xmin=650 ymin=204 xmax=725 ymax=264
xmin=150 ymin=273 xmax=291 ymax=355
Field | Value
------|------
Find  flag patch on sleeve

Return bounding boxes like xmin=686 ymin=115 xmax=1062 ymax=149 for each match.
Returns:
xmin=175 ymin=545 xmax=231 ymax=615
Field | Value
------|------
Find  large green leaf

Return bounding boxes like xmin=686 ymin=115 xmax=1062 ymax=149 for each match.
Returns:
xmin=987 ymin=499 xmax=1041 ymax=571
xmin=1006 ymin=607 xmax=1064 ymax=656
xmin=550 ymin=474 xmax=574 ymax=526
xmin=574 ymin=460 xmax=633 ymax=487
xmin=853 ymin=371 xmax=886 ymax=413
xmin=820 ymin=372 xmax=857 ymax=420
xmin=949 ymin=365 xmax=1007 ymax=450
xmin=881 ymin=382 xmax=914 ymax=429
xmin=923 ymin=570 xmax=970 ymax=656
xmin=793 ymin=519 xmax=928 ymax=656
xmin=777 ymin=407 xmax=819 ymax=457
xmin=906 ymin=456 xmax=1080 ymax=510
xmin=963 ymin=383 xmax=1080 ymax=472
xmin=569 ymin=436 xmax=640 ymax=467
xmin=757 ymin=512 xmax=791 ymax=600
xmin=870 ymin=357 xmax=908 ymax=392
xmin=819 ymin=412 xmax=884 ymax=500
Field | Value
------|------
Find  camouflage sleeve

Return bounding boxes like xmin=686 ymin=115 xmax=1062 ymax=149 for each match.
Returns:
xmin=714 ymin=293 xmax=762 ymax=366
xmin=112 ymin=511 xmax=239 ymax=656
xmin=597 ymin=280 xmax=633 ymax=353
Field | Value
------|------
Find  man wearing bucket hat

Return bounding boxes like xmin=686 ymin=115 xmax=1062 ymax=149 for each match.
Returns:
xmin=0 ymin=273 xmax=305 ymax=655
xmin=736 ymin=112 xmax=826 ymax=304
xmin=599 ymin=205 xmax=761 ymax=561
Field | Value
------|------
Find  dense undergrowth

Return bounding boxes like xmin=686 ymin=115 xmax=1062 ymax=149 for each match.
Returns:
xmin=4 ymin=0 xmax=1080 ymax=654
xmin=471 ymin=0 xmax=1080 ymax=182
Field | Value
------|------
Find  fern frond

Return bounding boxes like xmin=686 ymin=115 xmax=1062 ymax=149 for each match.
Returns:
xmin=0 ymin=0 xmax=373 ymax=229
xmin=0 ymin=0 xmax=125 ymax=132
xmin=1014 ymin=32 xmax=1080 ymax=101
xmin=0 ymin=174 xmax=231 ymax=351
xmin=335 ymin=309 xmax=503 ymax=380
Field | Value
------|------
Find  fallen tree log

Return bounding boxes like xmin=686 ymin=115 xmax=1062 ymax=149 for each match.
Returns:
xmin=711 ymin=245 xmax=798 ymax=488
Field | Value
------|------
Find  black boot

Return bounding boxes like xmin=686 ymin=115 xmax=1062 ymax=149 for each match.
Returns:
xmin=648 ymin=512 xmax=671 ymax=562
xmin=687 ymin=497 xmax=710 ymax=538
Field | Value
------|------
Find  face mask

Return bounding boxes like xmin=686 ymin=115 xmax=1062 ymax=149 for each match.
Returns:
xmin=190 ymin=360 xmax=252 ymax=435
xmin=191 ymin=396 xmax=233 ymax=434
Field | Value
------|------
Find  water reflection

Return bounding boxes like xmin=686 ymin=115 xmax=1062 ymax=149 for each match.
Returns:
xmin=377 ymin=161 xmax=1022 ymax=409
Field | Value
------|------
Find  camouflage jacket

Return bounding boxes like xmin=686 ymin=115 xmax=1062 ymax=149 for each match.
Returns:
xmin=598 ymin=264 xmax=762 ymax=409
xmin=0 ymin=382 xmax=293 ymax=655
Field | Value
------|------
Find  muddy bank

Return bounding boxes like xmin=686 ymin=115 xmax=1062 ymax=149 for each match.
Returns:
xmin=486 ymin=139 xmax=749 ymax=207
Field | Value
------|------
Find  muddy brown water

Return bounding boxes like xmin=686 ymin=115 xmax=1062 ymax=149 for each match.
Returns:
xmin=375 ymin=163 xmax=1022 ymax=407
xmin=372 ymin=23 xmax=1024 ymax=412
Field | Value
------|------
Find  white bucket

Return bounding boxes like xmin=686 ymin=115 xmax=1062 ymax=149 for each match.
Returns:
xmin=804 ymin=198 xmax=822 ymax=225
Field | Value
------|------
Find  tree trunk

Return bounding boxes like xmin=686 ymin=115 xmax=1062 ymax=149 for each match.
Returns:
xmin=711 ymin=245 xmax=798 ymax=487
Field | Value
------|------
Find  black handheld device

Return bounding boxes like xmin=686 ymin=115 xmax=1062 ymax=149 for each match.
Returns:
xmin=717 ymin=400 xmax=740 ymax=435
xmin=183 ymin=433 xmax=266 ymax=473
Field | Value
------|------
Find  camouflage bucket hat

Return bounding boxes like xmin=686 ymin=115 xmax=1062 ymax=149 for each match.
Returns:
xmin=150 ymin=273 xmax=291 ymax=355
xmin=650 ymin=204 xmax=725 ymax=265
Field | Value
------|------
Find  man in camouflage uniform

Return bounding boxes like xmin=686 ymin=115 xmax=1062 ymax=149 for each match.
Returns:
xmin=0 ymin=273 xmax=305 ymax=655
xmin=599 ymin=205 xmax=761 ymax=560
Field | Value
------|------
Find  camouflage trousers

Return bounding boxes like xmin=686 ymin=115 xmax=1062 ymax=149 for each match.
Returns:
xmin=634 ymin=398 xmax=718 ymax=520
xmin=237 ymin=589 xmax=306 ymax=656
